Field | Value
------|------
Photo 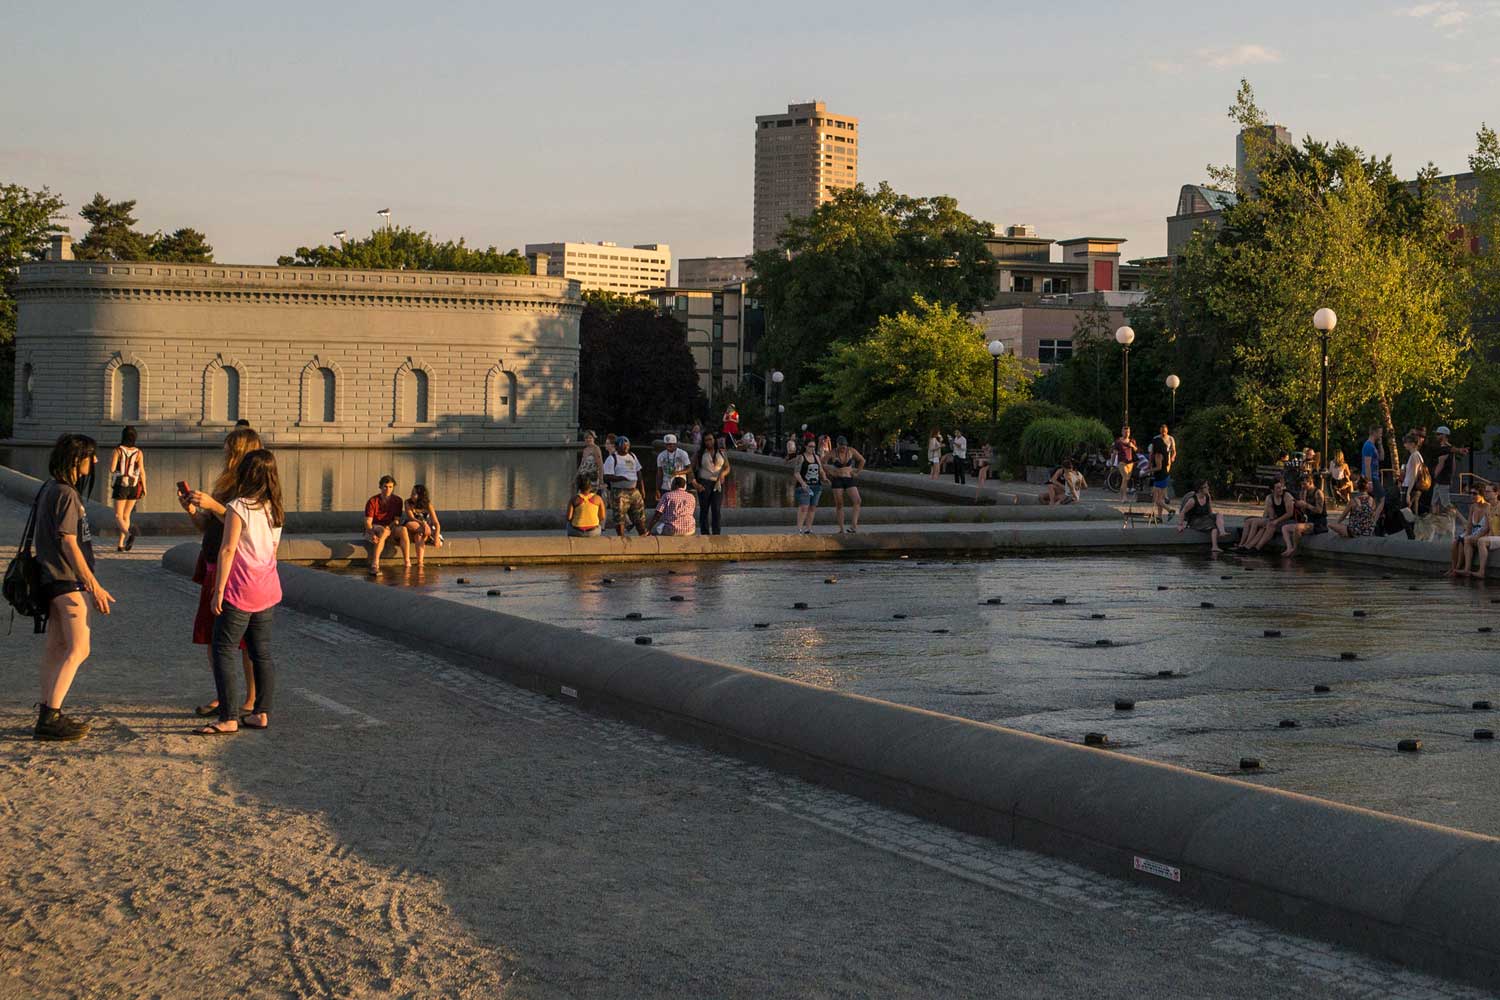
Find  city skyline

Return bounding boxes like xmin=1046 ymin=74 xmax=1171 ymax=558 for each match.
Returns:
xmin=3 ymin=1 xmax=1496 ymax=268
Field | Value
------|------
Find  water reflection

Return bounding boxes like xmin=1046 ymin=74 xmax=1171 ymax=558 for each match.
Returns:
xmin=1 ymin=445 xmax=926 ymax=513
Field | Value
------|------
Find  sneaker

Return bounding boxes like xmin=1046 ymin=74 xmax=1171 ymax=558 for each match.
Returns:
xmin=34 ymin=705 xmax=90 ymax=742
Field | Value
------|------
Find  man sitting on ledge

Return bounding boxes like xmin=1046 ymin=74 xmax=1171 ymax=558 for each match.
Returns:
xmin=647 ymin=475 xmax=698 ymax=536
xmin=364 ymin=475 xmax=409 ymax=574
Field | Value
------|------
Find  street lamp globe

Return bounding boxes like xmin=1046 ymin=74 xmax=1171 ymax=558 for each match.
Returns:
xmin=1313 ymin=308 xmax=1337 ymax=332
xmin=988 ymin=339 xmax=1005 ymax=357
xmin=1114 ymin=326 xmax=1135 ymax=346
xmin=1165 ymin=374 xmax=1180 ymax=390
xmin=771 ymin=370 xmax=784 ymax=384
xmin=778 ymin=404 xmax=785 ymax=413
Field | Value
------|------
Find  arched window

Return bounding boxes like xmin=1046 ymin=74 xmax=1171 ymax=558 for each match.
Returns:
xmin=413 ymin=369 xmax=429 ymax=423
xmin=209 ymin=364 xmax=241 ymax=423
xmin=21 ymin=363 xmax=34 ymax=418
xmin=115 ymin=364 xmax=141 ymax=422
xmin=487 ymin=365 xmax=518 ymax=423
xmin=396 ymin=364 xmax=432 ymax=424
xmin=318 ymin=367 xmax=336 ymax=423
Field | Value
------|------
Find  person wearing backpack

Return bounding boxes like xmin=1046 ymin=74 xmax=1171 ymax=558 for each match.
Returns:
xmin=109 ymin=425 xmax=147 ymax=552
xmin=197 ymin=448 xmax=284 ymax=736
xmin=31 ymin=434 xmax=115 ymax=741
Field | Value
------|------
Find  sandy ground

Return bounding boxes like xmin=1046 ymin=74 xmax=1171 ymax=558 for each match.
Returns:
xmin=0 ymin=499 xmax=1492 ymax=1000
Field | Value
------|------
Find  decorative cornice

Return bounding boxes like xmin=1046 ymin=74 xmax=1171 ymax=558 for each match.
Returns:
xmin=16 ymin=261 xmax=583 ymax=315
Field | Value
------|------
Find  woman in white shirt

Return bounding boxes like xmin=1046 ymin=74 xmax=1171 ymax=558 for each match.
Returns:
xmin=1402 ymin=434 xmax=1428 ymax=514
xmin=927 ymin=429 xmax=944 ymax=480
xmin=692 ymin=433 xmax=731 ymax=536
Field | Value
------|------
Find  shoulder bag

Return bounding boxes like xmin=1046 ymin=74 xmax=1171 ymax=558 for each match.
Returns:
xmin=3 ymin=487 xmax=47 ymax=633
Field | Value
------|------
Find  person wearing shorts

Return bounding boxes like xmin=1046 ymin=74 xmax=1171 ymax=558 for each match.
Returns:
xmin=793 ymin=438 xmax=824 ymax=534
xmin=827 ymin=437 xmax=865 ymax=534
xmin=364 ymin=475 xmax=408 ymax=574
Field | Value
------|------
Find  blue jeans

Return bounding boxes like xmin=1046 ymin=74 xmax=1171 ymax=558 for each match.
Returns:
xmin=212 ymin=601 xmax=276 ymax=723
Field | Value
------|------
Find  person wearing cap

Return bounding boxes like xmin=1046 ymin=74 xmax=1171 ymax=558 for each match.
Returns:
xmin=827 ymin=436 xmax=866 ymax=534
xmin=1430 ymin=425 xmax=1468 ymax=516
xmin=602 ymin=436 xmax=647 ymax=537
xmin=647 ymin=475 xmax=698 ymax=536
xmin=657 ymin=434 xmax=692 ymax=496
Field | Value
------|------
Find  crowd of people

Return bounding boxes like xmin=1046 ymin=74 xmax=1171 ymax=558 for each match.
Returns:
xmin=14 ymin=423 xmax=285 ymax=742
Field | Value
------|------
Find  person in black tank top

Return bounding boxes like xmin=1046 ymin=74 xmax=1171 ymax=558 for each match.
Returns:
xmin=1236 ymin=479 xmax=1297 ymax=552
xmin=1176 ymin=481 xmax=1226 ymax=552
xmin=1281 ymin=482 xmax=1328 ymax=557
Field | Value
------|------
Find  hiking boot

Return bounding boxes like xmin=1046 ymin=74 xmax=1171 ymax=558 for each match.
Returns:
xmin=34 ymin=705 xmax=90 ymax=742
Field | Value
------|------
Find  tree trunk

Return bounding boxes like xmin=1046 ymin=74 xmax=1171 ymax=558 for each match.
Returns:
xmin=1378 ymin=392 xmax=1398 ymax=489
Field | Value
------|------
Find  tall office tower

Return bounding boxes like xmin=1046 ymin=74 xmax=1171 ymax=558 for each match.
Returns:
xmin=753 ymin=101 xmax=859 ymax=254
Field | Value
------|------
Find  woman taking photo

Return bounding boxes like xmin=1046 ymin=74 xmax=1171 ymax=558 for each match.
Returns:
xmin=182 ymin=427 xmax=262 ymax=719
xmin=109 ymin=425 xmax=146 ymax=551
xmin=31 ymin=434 xmax=115 ymax=741
xmin=198 ymin=449 xmax=284 ymax=736
xmin=692 ymin=432 xmax=731 ymax=536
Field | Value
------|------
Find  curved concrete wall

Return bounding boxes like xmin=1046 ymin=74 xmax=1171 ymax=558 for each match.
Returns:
xmin=161 ymin=541 xmax=1500 ymax=987
xmin=12 ymin=261 xmax=581 ymax=446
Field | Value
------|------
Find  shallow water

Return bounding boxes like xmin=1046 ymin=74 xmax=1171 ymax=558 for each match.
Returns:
xmin=0 ymin=446 xmax=924 ymax=513
xmin=354 ymin=552 xmax=1500 ymax=835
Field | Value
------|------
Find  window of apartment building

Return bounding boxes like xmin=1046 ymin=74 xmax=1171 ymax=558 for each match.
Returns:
xmin=1011 ymin=275 xmax=1034 ymax=293
xmin=1038 ymin=340 xmax=1073 ymax=365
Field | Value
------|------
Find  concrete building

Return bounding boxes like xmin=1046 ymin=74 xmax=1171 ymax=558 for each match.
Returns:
xmin=753 ymin=101 xmax=859 ymax=253
xmin=677 ymin=256 xmax=751 ymax=289
xmin=10 ymin=237 xmax=582 ymax=446
xmin=1166 ymin=125 xmax=1294 ymax=255
xmin=641 ymin=284 xmax=750 ymax=405
xmin=524 ymin=241 xmax=670 ymax=295
xmin=975 ymin=227 xmax=1153 ymax=368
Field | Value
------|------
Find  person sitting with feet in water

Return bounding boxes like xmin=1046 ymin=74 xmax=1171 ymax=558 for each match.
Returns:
xmin=1331 ymin=476 xmax=1380 ymax=541
xmin=1281 ymin=479 xmax=1328 ymax=557
xmin=364 ymin=475 xmax=408 ymax=573
xmin=1177 ymin=481 xmax=1226 ymax=553
xmin=1236 ymin=478 xmax=1296 ymax=552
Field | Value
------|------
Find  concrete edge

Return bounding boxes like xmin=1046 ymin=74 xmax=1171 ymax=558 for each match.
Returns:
xmin=160 ymin=540 xmax=1500 ymax=988
xmin=1 ymin=460 xmax=123 ymax=536
xmin=728 ymin=449 xmax=1035 ymax=506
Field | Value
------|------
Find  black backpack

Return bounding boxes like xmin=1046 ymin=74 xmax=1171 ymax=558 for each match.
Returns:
xmin=3 ymin=488 xmax=47 ymax=633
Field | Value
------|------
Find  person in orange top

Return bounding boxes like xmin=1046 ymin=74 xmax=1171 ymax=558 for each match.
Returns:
xmin=566 ymin=475 xmax=606 ymax=537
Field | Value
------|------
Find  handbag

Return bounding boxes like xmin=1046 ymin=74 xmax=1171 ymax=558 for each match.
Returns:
xmin=3 ymin=488 xmax=47 ymax=633
xmin=1415 ymin=462 xmax=1433 ymax=493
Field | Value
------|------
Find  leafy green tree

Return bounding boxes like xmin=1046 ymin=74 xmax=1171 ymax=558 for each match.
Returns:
xmin=150 ymin=227 xmax=214 ymax=263
xmin=749 ymin=182 xmax=997 ymax=386
xmin=1173 ymin=405 xmax=1295 ymax=494
xmin=577 ymin=292 xmax=703 ymax=437
xmin=1469 ymin=122 xmax=1500 ymax=346
xmin=812 ymin=296 xmax=1027 ymax=445
xmin=0 ymin=183 xmax=68 ymax=434
xmin=992 ymin=400 xmax=1071 ymax=476
xmin=73 ymin=193 xmax=154 ymax=261
xmin=277 ymin=226 xmax=529 ymax=274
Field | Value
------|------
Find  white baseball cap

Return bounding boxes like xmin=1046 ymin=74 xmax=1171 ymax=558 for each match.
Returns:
xmin=663 ymin=433 xmax=678 ymax=444
xmin=1435 ymin=426 xmax=1451 ymax=436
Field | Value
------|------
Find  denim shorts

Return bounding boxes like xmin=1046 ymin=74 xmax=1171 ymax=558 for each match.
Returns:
xmin=795 ymin=485 xmax=823 ymax=507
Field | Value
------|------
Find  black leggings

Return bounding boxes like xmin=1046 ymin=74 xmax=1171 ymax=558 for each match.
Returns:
xmin=697 ymin=480 xmax=723 ymax=535
xmin=212 ymin=602 xmax=275 ymax=722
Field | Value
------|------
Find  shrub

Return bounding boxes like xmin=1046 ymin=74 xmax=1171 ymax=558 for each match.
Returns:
xmin=1172 ymin=405 xmax=1296 ymax=495
xmin=1019 ymin=416 xmax=1113 ymax=469
xmin=992 ymin=400 xmax=1071 ymax=475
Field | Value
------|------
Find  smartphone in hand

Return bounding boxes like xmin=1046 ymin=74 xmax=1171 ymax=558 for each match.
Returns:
xmin=177 ymin=480 xmax=191 ymax=500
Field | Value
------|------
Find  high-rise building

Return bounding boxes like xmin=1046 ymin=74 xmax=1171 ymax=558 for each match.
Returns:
xmin=524 ymin=241 xmax=671 ymax=295
xmin=753 ymin=101 xmax=859 ymax=253
xmin=677 ymin=255 xmax=751 ymax=289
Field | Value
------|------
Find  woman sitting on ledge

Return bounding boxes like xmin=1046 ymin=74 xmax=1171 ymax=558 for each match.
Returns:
xmin=1039 ymin=460 xmax=1083 ymax=505
xmin=566 ymin=475 xmax=605 ymax=537
xmin=1176 ymin=481 xmax=1225 ymax=553
xmin=1330 ymin=476 xmax=1379 ymax=541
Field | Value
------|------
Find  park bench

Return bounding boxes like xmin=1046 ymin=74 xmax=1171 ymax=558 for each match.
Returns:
xmin=1233 ymin=465 xmax=1285 ymax=504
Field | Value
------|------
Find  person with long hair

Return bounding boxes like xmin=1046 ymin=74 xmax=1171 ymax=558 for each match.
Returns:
xmin=181 ymin=427 xmax=262 ymax=718
xmin=827 ymin=436 xmax=865 ymax=534
xmin=692 ymin=432 xmax=731 ymax=536
xmin=927 ymin=429 xmax=944 ymax=480
xmin=197 ymin=449 xmax=284 ymax=735
xmin=566 ymin=474 xmax=606 ymax=536
xmin=404 ymin=484 xmax=443 ymax=565
xmin=793 ymin=437 xmax=824 ymax=533
xmin=577 ymin=430 xmax=603 ymax=491
xmin=32 ymin=434 xmax=114 ymax=741
xmin=1331 ymin=476 xmax=1380 ymax=540
xmin=1177 ymin=481 xmax=1226 ymax=553
xmin=109 ymin=425 xmax=146 ymax=551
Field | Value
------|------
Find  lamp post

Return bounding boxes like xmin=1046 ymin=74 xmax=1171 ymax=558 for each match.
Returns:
xmin=1165 ymin=374 xmax=1180 ymax=422
xmin=988 ymin=340 xmax=1005 ymax=437
xmin=771 ymin=370 xmax=785 ymax=447
xmin=1313 ymin=308 xmax=1337 ymax=487
xmin=1114 ymin=326 xmax=1135 ymax=428
xmin=376 ymin=208 xmax=392 ymax=230
xmin=333 ymin=230 xmax=347 ymax=244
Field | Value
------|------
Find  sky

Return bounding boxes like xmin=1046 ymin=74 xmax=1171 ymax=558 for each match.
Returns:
xmin=3 ymin=0 xmax=1497 ymax=272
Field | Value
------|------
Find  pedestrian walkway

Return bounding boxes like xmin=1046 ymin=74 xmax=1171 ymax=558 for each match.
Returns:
xmin=0 ymin=497 xmax=1485 ymax=999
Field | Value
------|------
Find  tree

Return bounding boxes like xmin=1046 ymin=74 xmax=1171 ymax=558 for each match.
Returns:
xmin=813 ymin=296 xmax=1028 ymax=445
xmin=0 ymin=183 xmax=68 ymax=435
xmin=277 ymin=226 xmax=529 ymax=274
xmin=748 ymin=182 xmax=997 ymax=387
xmin=1469 ymin=122 xmax=1500 ymax=346
xmin=73 ymin=193 xmax=153 ymax=261
xmin=150 ymin=227 xmax=214 ymax=263
xmin=577 ymin=292 xmax=703 ymax=437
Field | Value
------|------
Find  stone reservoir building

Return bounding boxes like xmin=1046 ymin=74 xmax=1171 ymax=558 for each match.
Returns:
xmin=10 ymin=239 xmax=582 ymax=447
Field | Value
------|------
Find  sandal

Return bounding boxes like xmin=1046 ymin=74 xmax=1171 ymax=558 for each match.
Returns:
xmin=193 ymin=720 xmax=238 ymax=736
xmin=194 ymin=701 xmax=220 ymax=717
xmin=239 ymin=713 xmax=269 ymax=731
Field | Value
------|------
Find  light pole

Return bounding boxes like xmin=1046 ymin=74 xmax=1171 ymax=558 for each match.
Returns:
xmin=1114 ymin=326 xmax=1135 ymax=428
xmin=333 ymin=230 xmax=348 ymax=244
xmin=1313 ymin=308 xmax=1337 ymax=487
xmin=1165 ymin=374 xmax=1180 ymax=422
xmin=988 ymin=340 xmax=1005 ymax=438
xmin=377 ymin=208 xmax=392 ymax=230
xmin=771 ymin=370 xmax=784 ymax=448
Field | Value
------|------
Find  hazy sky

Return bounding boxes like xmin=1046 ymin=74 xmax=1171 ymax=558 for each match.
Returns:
xmin=4 ymin=0 xmax=1496 ymax=271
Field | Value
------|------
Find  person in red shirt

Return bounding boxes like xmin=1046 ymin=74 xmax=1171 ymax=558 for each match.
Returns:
xmin=364 ymin=475 xmax=409 ymax=574
xmin=721 ymin=406 xmax=740 ymax=449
